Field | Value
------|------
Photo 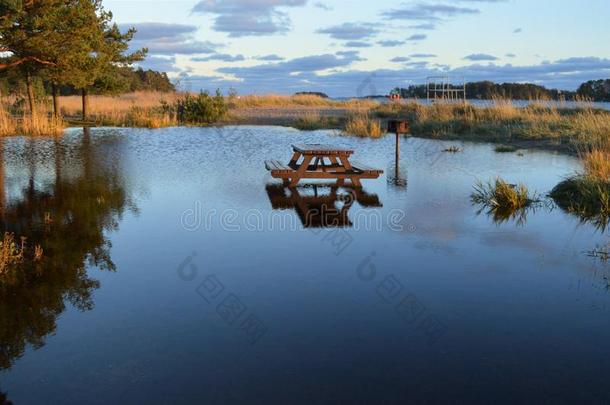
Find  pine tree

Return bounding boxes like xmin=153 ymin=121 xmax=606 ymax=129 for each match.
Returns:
xmin=0 ymin=0 xmax=65 ymax=113
xmin=0 ymin=1 xmax=146 ymax=119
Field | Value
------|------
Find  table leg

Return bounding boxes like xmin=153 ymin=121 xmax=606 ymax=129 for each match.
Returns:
xmin=289 ymin=151 xmax=302 ymax=167
xmin=338 ymin=156 xmax=362 ymax=188
xmin=290 ymin=155 xmax=313 ymax=187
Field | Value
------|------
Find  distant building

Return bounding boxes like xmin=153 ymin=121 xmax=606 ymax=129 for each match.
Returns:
xmin=389 ymin=89 xmax=401 ymax=101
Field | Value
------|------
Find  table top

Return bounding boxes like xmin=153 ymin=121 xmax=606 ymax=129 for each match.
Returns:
xmin=292 ymin=143 xmax=354 ymax=155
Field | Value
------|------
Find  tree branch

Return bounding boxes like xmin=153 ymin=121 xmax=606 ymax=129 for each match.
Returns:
xmin=0 ymin=55 xmax=55 ymax=70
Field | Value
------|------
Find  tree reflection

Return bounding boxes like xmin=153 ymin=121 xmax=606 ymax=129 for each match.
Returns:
xmin=0 ymin=129 xmax=131 ymax=370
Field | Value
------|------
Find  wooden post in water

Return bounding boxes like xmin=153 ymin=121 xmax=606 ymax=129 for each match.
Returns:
xmin=395 ymin=131 xmax=400 ymax=179
xmin=387 ymin=119 xmax=409 ymax=186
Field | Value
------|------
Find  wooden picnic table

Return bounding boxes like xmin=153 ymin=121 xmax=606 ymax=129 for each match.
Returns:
xmin=265 ymin=143 xmax=383 ymax=187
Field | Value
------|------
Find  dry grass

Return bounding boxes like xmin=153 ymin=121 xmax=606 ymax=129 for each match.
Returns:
xmin=551 ymin=137 xmax=610 ymax=230
xmin=59 ymin=91 xmax=180 ymax=117
xmin=0 ymin=106 xmax=16 ymax=135
xmin=344 ymin=113 xmax=383 ymax=138
xmin=230 ymin=94 xmax=378 ymax=109
xmin=124 ymin=107 xmax=177 ymax=129
xmin=375 ymin=99 xmax=610 ymax=146
xmin=21 ymin=109 xmax=65 ymax=136
xmin=292 ymin=113 xmax=342 ymax=130
xmin=0 ymin=102 xmax=65 ymax=136
xmin=582 ymin=148 xmax=610 ymax=180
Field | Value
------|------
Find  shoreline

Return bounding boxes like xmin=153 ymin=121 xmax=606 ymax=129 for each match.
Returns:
xmin=11 ymin=95 xmax=610 ymax=156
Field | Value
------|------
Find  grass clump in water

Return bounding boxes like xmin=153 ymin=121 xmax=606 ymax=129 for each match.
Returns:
xmin=550 ymin=176 xmax=610 ymax=230
xmin=550 ymin=139 xmax=610 ymax=230
xmin=344 ymin=113 xmax=383 ymax=138
xmin=471 ymin=178 xmax=538 ymax=224
xmin=443 ymin=146 xmax=461 ymax=153
xmin=495 ymin=144 xmax=518 ymax=153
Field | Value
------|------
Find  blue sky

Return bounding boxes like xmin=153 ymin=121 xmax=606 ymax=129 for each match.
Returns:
xmin=106 ymin=0 xmax=610 ymax=96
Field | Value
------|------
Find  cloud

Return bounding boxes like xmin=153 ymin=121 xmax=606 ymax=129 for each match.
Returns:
xmin=188 ymin=56 xmax=610 ymax=96
xmin=336 ymin=50 xmax=365 ymax=61
xmin=191 ymin=0 xmax=307 ymax=37
xmin=390 ymin=57 xmax=410 ymax=63
xmin=405 ymin=61 xmax=429 ymax=68
xmin=122 ymin=22 xmax=198 ymax=40
xmin=256 ymin=54 xmax=285 ymax=61
xmin=136 ymin=55 xmax=179 ymax=72
xmin=464 ymin=53 xmax=498 ymax=61
xmin=382 ymin=4 xmax=479 ymax=21
xmin=406 ymin=34 xmax=427 ymax=41
xmin=192 ymin=53 xmax=246 ymax=62
xmin=409 ymin=23 xmax=436 ymax=30
xmin=313 ymin=2 xmax=332 ymax=10
xmin=411 ymin=53 xmax=437 ymax=58
xmin=506 ymin=53 xmax=516 ymax=58
xmin=378 ymin=40 xmax=405 ymax=47
xmin=344 ymin=41 xmax=372 ymax=48
xmin=123 ymin=22 xmax=220 ymax=55
xmin=218 ymin=52 xmax=362 ymax=75
xmin=317 ymin=23 xmax=378 ymax=40
xmin=513 ymin=28 xmax=522 ymax=33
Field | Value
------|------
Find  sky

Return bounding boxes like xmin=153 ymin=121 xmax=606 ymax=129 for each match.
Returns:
xmin=105 ymin=0 xmax=610 ymax=97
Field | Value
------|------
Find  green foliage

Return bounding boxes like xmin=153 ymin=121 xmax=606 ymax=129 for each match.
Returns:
xmin=0 ymin=0 xmax=146 ymax=97
xmin=577 ymin=79 xmax=610 ymax=102
xmin=55 ymin=66 xmax=175 ymax=95
xmin=173 ymin=90 xmax=228 ymax=124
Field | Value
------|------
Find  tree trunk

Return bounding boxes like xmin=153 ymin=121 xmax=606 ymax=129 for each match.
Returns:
xmin=52 ymin=82 xmax=60 ymax=119
xmin=81 ymin=88 xmax=89 ymax=122
xmin=25 ymin=72 xmax=36 ymax=115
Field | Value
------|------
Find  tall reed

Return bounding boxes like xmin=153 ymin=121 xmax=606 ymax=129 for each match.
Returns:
xmin=344 ymin=113 xmax=383 ymax=138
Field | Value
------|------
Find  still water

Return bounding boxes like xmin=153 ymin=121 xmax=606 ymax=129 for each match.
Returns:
xmin=1 ymin=126 xmax=609 ymax=403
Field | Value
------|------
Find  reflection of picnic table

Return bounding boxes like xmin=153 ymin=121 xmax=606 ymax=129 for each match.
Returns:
xmin=266 ymin=182 xmax=382 ymax=228
xmin=265 ymin=144 xmax=383 ymax=187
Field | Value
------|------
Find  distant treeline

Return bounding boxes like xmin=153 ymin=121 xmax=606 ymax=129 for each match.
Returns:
xmin=294 ymin=92 xmax=329 ymax=98
xmin=0 ymin=66 xmax=175 ymax=97
xmin=577 ymin=79 xmax=610 ymax=102
xmin=393 ymin=80 xmax=610 ymax=102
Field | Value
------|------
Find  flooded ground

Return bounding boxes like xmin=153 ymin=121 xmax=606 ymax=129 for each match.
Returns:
xmin=1 ymin=126 xmax=609 ymax=403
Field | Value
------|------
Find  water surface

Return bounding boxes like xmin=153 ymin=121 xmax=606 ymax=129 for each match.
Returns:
xmin=1 ymin=126 xmax=609 ymax=403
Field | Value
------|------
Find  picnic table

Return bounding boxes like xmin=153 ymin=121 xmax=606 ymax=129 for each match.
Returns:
xmin=265 ymin=143 xmax=383 ymax=187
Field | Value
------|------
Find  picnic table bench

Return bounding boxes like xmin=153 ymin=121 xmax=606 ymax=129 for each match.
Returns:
xmin=265 ymin=143 xmax=383 ymax=187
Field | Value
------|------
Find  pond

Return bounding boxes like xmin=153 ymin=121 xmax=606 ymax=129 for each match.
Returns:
xmin=1 ymin=126 xmax=609 ymax=403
